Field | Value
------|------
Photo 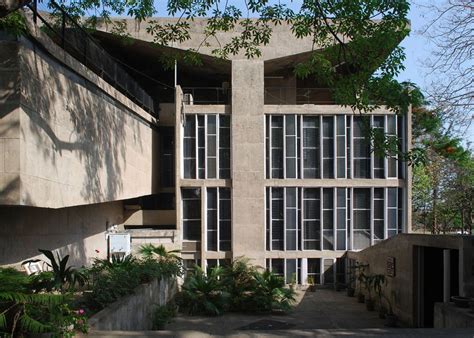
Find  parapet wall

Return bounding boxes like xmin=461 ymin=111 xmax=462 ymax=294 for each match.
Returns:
xmin=0 ymin=19 xmax=158 ymax=208
xmin=88 ymin=277 xmax=177 ymax=331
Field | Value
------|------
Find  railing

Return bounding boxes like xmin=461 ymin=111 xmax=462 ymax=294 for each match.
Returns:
xmin=265 ymin=87 xmax=334 ymax=105
xmin=27 ymin=0 xmax=155 ymax=114
xmin=182 ymin=87 xmax=230 ymax=105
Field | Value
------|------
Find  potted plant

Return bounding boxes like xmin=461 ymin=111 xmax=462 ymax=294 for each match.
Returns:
xmin=372 ymin=274 xmax=386 ymax=318
xmin=307 ymin=276 xmax=316 ymax=292
xmin=364 ymin=275 xmax=375 ymax=311
xmin=355 ymin=263 xmax=368 ymax=303
xmin=384 ymin=290 xmax=398 ymax=327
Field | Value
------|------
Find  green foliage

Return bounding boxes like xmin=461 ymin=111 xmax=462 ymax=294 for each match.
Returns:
xmin=22 ymin=249 xmax=86 ymax=292
xmin=412 ymin=105 xmax=474 ymax=234
xmin=152 ymin=303 xmax=177 ymax=330
xmin=0 ymin=11 xmax=27 ymax=36
xmin=86 ymin=253 xmax=183 ymax=311
xmin=178 ymin=258 xmax=296 ymax=316
xmin=179 ymin=266 xmax=229 ymax=316
xmin=0 ymin=268 xmax=87 ymax=337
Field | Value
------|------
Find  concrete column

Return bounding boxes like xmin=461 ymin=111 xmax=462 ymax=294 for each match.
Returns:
xmin=231 ymin=60 xmax=265 ymax=267
xmin=443 ymin=249 xmax=451 ymax=303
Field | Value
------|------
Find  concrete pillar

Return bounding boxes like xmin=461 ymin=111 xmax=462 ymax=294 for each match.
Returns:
xmin=231 ymin=60 xmax=265 ymax=267
xmin=443 ymin=249 xmax=451 ymax=303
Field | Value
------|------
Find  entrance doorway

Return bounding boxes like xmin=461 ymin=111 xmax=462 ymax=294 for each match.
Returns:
xmin=415 ymin=246 xmax=459 ymax=327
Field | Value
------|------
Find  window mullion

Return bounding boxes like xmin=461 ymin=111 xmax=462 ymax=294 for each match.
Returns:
xmin=217 ymin=188 xmax=220 ymax=252
xmin=370 ymin=116 xmax=374 ymax=179
xmin=319 ymin=116 xmax=323 ymax=178
xmin=270 ymin=188 xmax=273 ymax=251
xmin=370 ymin=187 xmax=374 ymax=246
xmin=320 ymin=188 xmax=323 ymax=250
xmin=195 ymin=115 xmax=198 ymax=179
xmin=384 ymin=188 xmax=388 ymax=239
xmin=350 ymin=115 xmax=354 ymax=179
xmin=283 ymin=116 xmax=287 ymax=178
xmin=333 ymin=187 xmax=337 ymax=251
xmin=333 ymin=115 xmax=337 ymax=179
xmin=283 ymin=187 xmax=287 ymax=251
xmin=299 ymin=116 xmax=304 ymax=179
xmin=217 ymin=115 xmax=220 ymax=179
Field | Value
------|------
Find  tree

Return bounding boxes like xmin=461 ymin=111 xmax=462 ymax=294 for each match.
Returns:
xmin=412 ymin=105 xmax=474 ymax=234
xmin=3 ymin=1 xmax=420 ymax=116
xmin=420 ymin=0 xmax=473 ymax=136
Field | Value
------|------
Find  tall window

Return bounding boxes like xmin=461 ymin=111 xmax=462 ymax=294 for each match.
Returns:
xmin=183 ymin=115 xmax=231 ymax=179
xmin=207 ymin=188 xmax=231 ymax=251
xmin=182 ymin=188 xmax=201 ymax=241
xmin=353 ymin=188 xmax=370 ymax=250
xmin=353 ymin=117 xmax=371 ymax=178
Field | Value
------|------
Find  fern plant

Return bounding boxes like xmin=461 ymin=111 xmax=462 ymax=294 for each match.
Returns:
xmin=0 ymin=268 xmax=87 ymax=337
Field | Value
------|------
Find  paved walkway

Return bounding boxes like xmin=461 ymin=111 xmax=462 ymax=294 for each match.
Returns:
xmin=165 ymin=288 xmax=386 ymax=333
xmin=88 ymin=289 xmax=474 ymax=337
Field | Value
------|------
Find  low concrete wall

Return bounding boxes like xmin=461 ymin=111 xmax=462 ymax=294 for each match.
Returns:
xmin=88 ymin=277 xmax=177 ymax=331
xmin=434 ymin=303 xmax=474 ymax=328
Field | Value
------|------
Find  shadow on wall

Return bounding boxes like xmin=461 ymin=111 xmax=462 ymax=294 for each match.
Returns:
xmin=0 ymin=201 xmax=123 ymax=267
xmin=19 ymin=35 xmax=146 ymax=204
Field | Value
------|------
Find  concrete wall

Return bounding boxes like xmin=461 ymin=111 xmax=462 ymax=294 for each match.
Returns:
xmin=348 ymin=234 xmax=474 ymax=327
xmin=231 ymin=60 xmax=265 ymax=266
xmin=0 ymin=24 xmax=159 ymax=209
xmin=0 ymin=201 xmax=122 ymax=267
xmin=434 ymin=303 xmax=474 ymax=328
xmin=88 ymin=277 xmax=177 ymax=331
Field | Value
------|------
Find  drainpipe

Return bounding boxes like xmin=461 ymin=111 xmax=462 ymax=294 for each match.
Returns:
xmin=443 ymin=249 xmax=450 ymax=303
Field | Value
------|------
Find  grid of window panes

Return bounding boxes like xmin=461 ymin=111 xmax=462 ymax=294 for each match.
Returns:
xmin=265 ymin=258 xmax=346 ymax=285
xmin=182 ymin=187 xmax=232 ymax=249
xmin=206 ymin=188 xmax=232 ymax=252
xmin=183 ymin=114 xmax=231 ymax=179
xmin=266 ymin=187 xmax=404 ymax=251
xmin=265 ymin=114 xmax=404 ymax=179
xmin=182 ymin=188 xmax=201 ymax=241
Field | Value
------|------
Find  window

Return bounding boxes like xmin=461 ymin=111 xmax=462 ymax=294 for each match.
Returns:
xmin=353 ymin=117 xmax=371 ymax=178
xmin=207 ymin=188 xmax=231 ymax=251
xmin=307 ymin=258 xmax=321 ymax=284
xmin=323 ymin=259 xmax=335 ymax=285
xmin=387 ymin=115 xmax=398 ymax=178
xmin=182 ymin=188 xmax=201 ymax=241
xmin=387 ymin=188 xmax=398 ymax=237
xmin=353 ymin=188 xmax=370 ymax=250
xmin=373 ymin=116 xmax=385 ymax=178
xmin=322 ymin=117 xmax=334 ymax=178
xmin=183 ymin=115 xmax=231 ymax=179
xmin=322 ymin=188 xmax=334 ymax=250
xmin=160 ymin=127 xmax=175 ymax=187
xmin=303 ymin=188 xmax=320 ymax=250
xmin=303 ymin=116 xmax=320 ymax=178
xmin=336 ymin=115 xmax=346 ymax=178
xmin=336 ymin=188 xmax=347 ymax=250
xmin=373 ymin=188 xmax=385 ymax=243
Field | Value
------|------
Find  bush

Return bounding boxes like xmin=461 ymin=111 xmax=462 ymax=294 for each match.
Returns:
xmin=0 ymin=268 xmax=88 ymax=337
xmin=152 ymin=303 xmax=177 ymax=330
xmin=178 ymin=266 xmax=230 ymax=316
xmin=85 ymin=253 xmax=183 ymax=311
xmin=177 ymin=259 xmax=296 ymax=316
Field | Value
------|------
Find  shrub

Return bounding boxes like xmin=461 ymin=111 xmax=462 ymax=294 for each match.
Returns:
xmin=177 ymin=259 xmax=296 ymax=316
xmin=0 ymin=268 xmax=88 ymax=337
xmin=178 ymin=266 xmax=230 ymax=316
xmin=86 ymin=253 xmax=183 ymax=311
xmin=152 ymin=303 xmax=177 ymax=330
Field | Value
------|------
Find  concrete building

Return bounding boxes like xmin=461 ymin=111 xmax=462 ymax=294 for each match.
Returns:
xmin=1 ymin=9 xmax=410 ymax=285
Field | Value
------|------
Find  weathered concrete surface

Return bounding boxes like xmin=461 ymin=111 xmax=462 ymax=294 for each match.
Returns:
xmin=434 ymin=302 xmax=474 ymax=328
xmin=88 ymin=277 xmax=177 ymax=331
xmin=231 ymin=60 xmax=265 ymax=266
xmin=0 ymin=22 xmax=158 ymax=209
xmin=348 ymin=234 xmax=474 ymax=327
xmin=0 ymin=200 xmax=122 ymax=267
